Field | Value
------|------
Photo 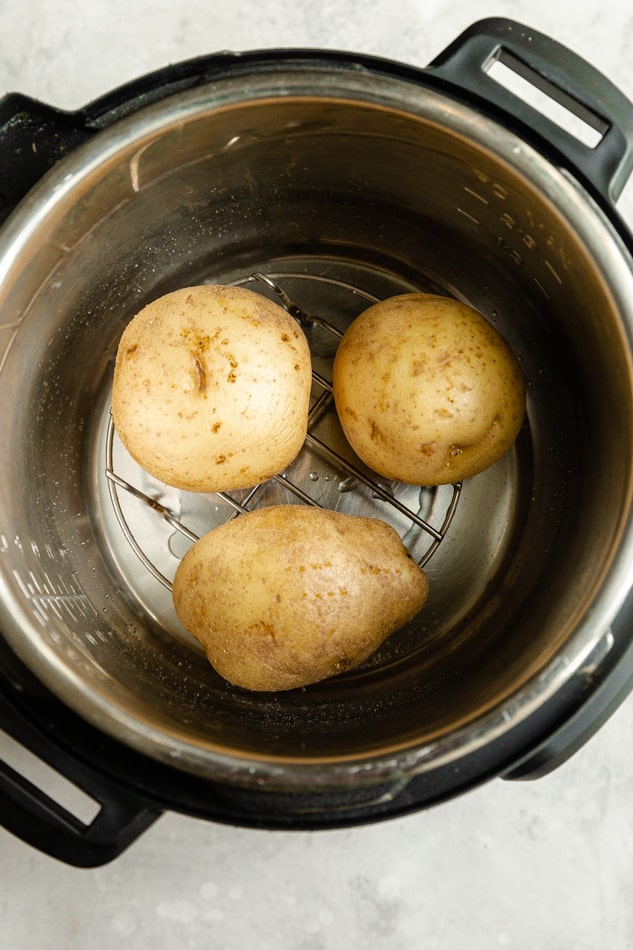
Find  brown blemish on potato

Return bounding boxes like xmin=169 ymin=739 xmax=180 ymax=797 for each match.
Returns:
xmin=310 ymin=560 xmax=333 ymax=570
xmin=180 ymin=326 xmax=211 ymax=351
xmin=226 ymin=353 xmax=238 ymax=383
xmin=370 ymin=420 xmax=383 ymax=442
xmin=125 ymin=343 xmax=139 ymax=357
xmin=211 ymin=421 xmax=222 ymax=433
xmin=193 ymin=355 xmax=207 ymax=394
xmin=252 ymin=619 xmax=277 ymax=643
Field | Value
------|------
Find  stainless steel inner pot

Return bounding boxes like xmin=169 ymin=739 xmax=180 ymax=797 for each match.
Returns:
xmin=2 ymin=60 xmax=633 ymax=793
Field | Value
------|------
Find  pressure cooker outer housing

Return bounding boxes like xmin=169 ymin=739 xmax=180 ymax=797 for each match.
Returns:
xmin=2 ymin=19 xmax=633 ymax=865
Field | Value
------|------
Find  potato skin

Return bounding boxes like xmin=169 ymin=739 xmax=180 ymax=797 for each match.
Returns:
xmin=172 ymin=505 xmax=429 ymax=691
xmin=112 ymin=285 xmax=312 ymax=492
xmin=332 ymin=294 xmax=526 ymax=485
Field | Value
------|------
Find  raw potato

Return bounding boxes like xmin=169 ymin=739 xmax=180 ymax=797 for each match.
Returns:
xmin=172 ymin=505 xmax=429 ymax=691
xmin=332 ymin=293 xmax=526 ymax=485
xmin=112 ymin=284 xmax=312 ymax=492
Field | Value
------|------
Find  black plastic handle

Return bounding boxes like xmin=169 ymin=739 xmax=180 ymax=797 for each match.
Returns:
xmin=427 ymin=17 xmax=633 ymax=204
xmin=0 ymin=682 xmax=160 ymax=867
xmin=0 ymin=94 xmax=91 ymax=225
xmin=0 ymin=52 xmax=246 ymax=225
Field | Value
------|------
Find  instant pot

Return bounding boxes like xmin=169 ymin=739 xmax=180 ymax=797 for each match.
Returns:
xmin=3 ymin=18 xmax=633 ymax=867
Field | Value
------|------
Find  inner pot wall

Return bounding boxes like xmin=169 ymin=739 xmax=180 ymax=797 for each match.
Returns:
xmin=1 ymin=69 xmax=633 ymax=783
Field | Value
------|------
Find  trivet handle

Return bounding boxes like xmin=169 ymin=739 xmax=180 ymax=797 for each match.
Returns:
xmin=0 ymin=687 xmax=160 ymax=867
xmin=427 ymin=17 xmax=633 ymax=205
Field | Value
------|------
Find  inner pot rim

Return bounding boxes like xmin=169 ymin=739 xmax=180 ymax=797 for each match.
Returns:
xmin=2 ymin=65 xmax=633 ymax=789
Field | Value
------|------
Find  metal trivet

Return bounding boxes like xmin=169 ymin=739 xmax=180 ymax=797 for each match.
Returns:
xmin=105 ymin=272 xmax=462 ymax=590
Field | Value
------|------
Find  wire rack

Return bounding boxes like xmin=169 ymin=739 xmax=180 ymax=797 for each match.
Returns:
xmin=105 ymin=272 xmax=462 ymax=590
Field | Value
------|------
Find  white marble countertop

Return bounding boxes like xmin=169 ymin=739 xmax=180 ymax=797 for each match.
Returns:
xmin=2 ymin=0 xmax=633 ymax=947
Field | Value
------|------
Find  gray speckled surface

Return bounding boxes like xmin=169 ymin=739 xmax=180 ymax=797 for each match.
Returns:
xmin=2 ymin=0 xmax=633 ymax=946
